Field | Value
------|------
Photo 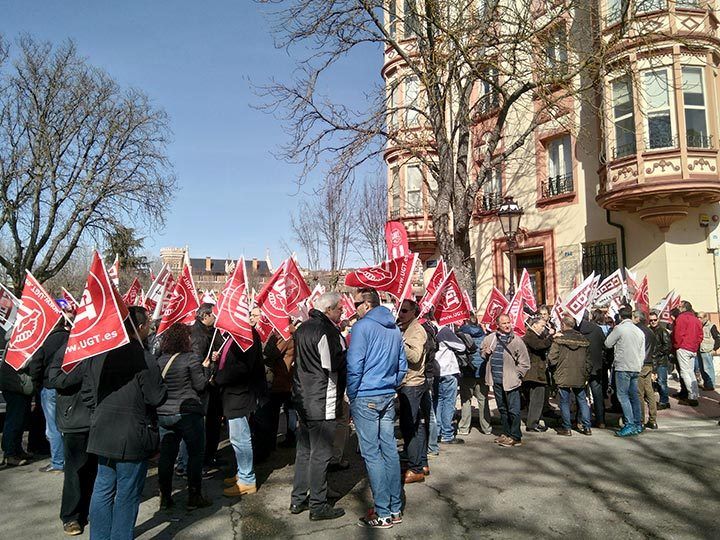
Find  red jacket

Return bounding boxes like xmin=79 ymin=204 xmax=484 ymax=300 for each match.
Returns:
xmin=672 ymin=311 xmax=703 ymax=352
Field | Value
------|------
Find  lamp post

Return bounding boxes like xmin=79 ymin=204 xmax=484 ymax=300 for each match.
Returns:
xmin=496 ymin=196 xmax=524 ymax=297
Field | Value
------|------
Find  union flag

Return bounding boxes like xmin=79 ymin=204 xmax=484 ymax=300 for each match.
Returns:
xmin=215 ymin=258 xmax=254 ymax=351
xmin=156 ymin=265 xmax=199 ymax=335
xmin=344 ymin=253 xmax=418 ymax=302
xmin=479 ymin=287 xmax=509 ymax=328
xmin=419 ymin=259 xmax=446 ymax=317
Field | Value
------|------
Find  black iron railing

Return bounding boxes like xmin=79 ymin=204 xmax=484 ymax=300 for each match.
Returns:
xmin=542 ymin=173 xmax=574 ymax=198
xmin=687 ymin=132 xmax=713 ymax=149
xmin=645 ymin=133 xmax=678 ymax=150
xmin=390 ymin=209 xmax=401 ymax=219
xmin=612 ymin=141 xmax=637 ymax=159
xmin=481 ymin=191 xmax=503 ymax=212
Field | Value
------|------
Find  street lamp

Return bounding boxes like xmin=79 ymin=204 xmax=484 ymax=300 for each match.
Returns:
xmin=496 ymin=196 xmax=524 ymax=297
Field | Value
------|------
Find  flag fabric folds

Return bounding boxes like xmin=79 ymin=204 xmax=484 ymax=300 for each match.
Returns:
xmin=63 ymin=251 xmax=130 ymax=373
xmin=215 ymin=258 xmax=254 ymax=351
xmin=344 ymin=253 xmax=418 ymax=302
xmin=123 ymin=278 xmax=144 ymax=307
xmin=419 ymin=259 xmax=446 ymax=317
xmin=385 ymin=221 xmax=410 ymax=260
xmin=562 ymin=273 xmax=596 ymax=324
xmin=5 ymin=272 xmax=63 ymax=371
xmin=156 ymin=265 xmax=200 ymax=336
xmin=479 ymin=287 xmax=509 ymax=327
xmin=517 ymin=269 xmax=537 ymax=312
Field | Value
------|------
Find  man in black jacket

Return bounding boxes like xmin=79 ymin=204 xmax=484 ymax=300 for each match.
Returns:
xmin=81 ymin=306 xmax=167 ymax=540
xmin=577 ymin=311 xmax=607 ymax=428
xmin=649 ymin=310 xmax=672 ymax=410
xmin=290 ymin=292 xmax=347 ymax=521
xmin=635 ymin=310 xmax=658 ymax=429
xmin=47 ymin=349 xmax=96 ymax=536
xmin=215 ymin=324 xmax=265 ymax=497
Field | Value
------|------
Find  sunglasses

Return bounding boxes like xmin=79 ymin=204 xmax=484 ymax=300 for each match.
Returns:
xmin=399 ymin=308 xmax=410 ymax=313
xmin=649 ymin=319 xmax=658 ymax=322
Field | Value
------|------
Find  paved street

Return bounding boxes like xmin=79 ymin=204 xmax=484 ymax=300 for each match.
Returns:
xmin=1 ymin=384 xmax=719 ymax=540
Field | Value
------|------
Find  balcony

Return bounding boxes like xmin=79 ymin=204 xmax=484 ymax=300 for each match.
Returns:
xmin=479 ymin=192 xmax=503 ymax=212
xmin=541 ymin=173 xmax=574 ymax=199
xmin=597 ymin=141 xmax=720 ymax=231
xmin=477 ymin=93 xmax=500 ymax=117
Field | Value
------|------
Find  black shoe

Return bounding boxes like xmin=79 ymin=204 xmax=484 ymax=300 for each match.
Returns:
xmin=328 ymin=460 xmax=350 ymax=472
xmin=644 ymin=421 xmax=658 ymax=430
xmin=703 ymin=385 xmax=715 ymax=391
xmin=525 ymin=425 xmax=548 ymax=433
xmin=159 ymin=494 xmax=174 ymax=511
xmin=278 ymin=435 xmax=297 ymax=448
xmin=678 ymin=398 xmax=699 ymax=407
xmin=579 ymin=428 xmax=592 ymax=436
xmin=671 ymin=392 xmax=688 ymax=400
xmin=187 ymin=492 xmax=212 ymax=510
xmin=439 ymin=437 xmax=465 ymax=445
xmin=657 ymin=403 xmax=670 ymax=410
xmin=309 ymin=504 xmax=345 ymax=521
xmin=290 ymin=499 xmax=310 ymax=515
xmin=556 ymin=429 xmax=572 ymax=436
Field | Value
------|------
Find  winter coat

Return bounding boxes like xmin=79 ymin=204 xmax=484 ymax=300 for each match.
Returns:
xmin=435 ymin=325 xmax=464 ymax=377
xmin=265 ymin=332 xmax=295 ymax=394
xmin=605 ymin=320 xmax=645 ymax=373
xmin=637 ymin=323 xmax=656 ymax=367
xmin=481 ymin=332 xmax=530 ymax=391
xmin=47 ymin=352 xmax=92 ymax=434
xmin=548 ymin=329 xmax=591 ymax=388
xmin=292 ymin=309 xmax=347 ymax=421
xmin=190 ymin=319 xmax=223 ymax=361
xmin=651 ymin=325 xmax=673 ymax=366
xmin=576 ymin=319 xmax=606 ymax=375
xmin=346 ymin=306 xmax=408 ymax=401
xmin=672 ymin=311 xmax=703 ymax=352
xmin=522 ymin=330 xmax=552 ymax=385
xmin=458 ymin=323 xmax=486 ymax=378
xmin=0 ymin=357 xmax=34 ymax=395
xmin=214 ymin=330 xmax=265 ymax=419
xmin=156 ymin=351 xmax=209 ymax=416
xmin=400 ymin=318 xmax=427 ymax=387
xmin=81 ymin=340 xmax=168 ymax=461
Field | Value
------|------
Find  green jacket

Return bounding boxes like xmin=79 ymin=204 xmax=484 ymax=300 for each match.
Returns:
xmin=548 ymin=329 xmax=591 ymax=388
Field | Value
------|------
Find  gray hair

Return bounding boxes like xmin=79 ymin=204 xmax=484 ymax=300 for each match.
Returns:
xmin=633 ymin=310 xmax=646 ymax=323
xmin=315 ymin=291 xmax=342 ymax=313
xmin=560 ymin=315 xmax=575 ymax=329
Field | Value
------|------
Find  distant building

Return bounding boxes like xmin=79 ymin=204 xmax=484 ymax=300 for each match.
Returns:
xmin=159 ymin=247 xmax=273 ymax=293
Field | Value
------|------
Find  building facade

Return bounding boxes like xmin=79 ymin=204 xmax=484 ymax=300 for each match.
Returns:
xmin=383 ymin=0 xmax=720 ymax=313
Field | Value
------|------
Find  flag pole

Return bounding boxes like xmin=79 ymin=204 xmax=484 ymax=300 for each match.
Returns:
xmin=206 ymin=327 xmax=219 ymax=362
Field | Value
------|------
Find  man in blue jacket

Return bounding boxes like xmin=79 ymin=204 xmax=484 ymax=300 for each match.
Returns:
xmin=347 ymin=289 xmax=407 ymax=530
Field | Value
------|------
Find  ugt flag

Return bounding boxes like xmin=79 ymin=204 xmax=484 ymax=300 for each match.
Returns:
xmin=63 ymin=251 xmax=130 ymax=372
xmin=123 ymin=278 xmax=144 ymax=307
xmin=215 ymin=258 xmax=254 ymax=351
xmin=423 ymin=270 xmax=471 ymax=326
xmin=419 ymin=258 xmax=446 ymax=317
xmin=156 ymin=265 xmax=200 ymax=336
xmin=385 ymin=221 xmax=409 ymax=260
xmin=479 ymin=287 xmax=509 ymax=327
xmin=345 ymin=253 xmax=418 ymax=302
xmin=5 ymin=272 xmax=63 ymax=371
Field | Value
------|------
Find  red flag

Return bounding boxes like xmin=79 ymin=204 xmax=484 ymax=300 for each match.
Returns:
xmin=504 ymin=292 xmax=526 ymax=336
xmin=157 ymin=274 xmax=176 ymax=319
xmin=144 ymin=264 xmax=172 ymax=317
xmin=63 ymin=252 xmax=130 ymax=372
xmin=562 ymin=273 xmax=596 ymax=324
xmin=624 ymin=268 xmax=638 ymax=298
xmin=551 ymin=295 xmax=565 ymax=330
xmin=215 ymin=258 xmax=254 ymax=351
xmin=463 ymin=290 xmax=474 ymax=312
xmin=107 ymin=254 xmax=120 ymax=288
xmin=479 ymin=287 xmax=509 ymax=327
xmin=255 ymin=262 xmax=292 ymax=340
xmin=668 ymin=291 xmax=681 ymax=320
xmin=5 ymin=272 xmax=63 ymax=371
xmin=156 ymin=265 xmax=200 ymax=335
xmin=517 ymin=268 xmax=537 ymax=312
xmin=340 ymin=294 xmax=357 ymax=321
xmin=255 ymin=314 xmax=275 ymax=343
xmin=385 ymin=221 xmax=410 ymax=260
xmin=633 ymin=275 xmax=649 ymax=317
xmin=123 ymin=278 xmax=143 ymax=307
xmin=419 ymin=259 xmax=447 ymax=317
xmin=430 ymin=270 xmax=471 ymax=327
xmin=150 ymin=269 xmax=156 ymax=282
xmin=344 ymin=253 xmax=418 ymax=302
xmin=61 ymin=288 xmax=80 ymax=312
xmin=284 ymin=257 xmax=312 ymax=314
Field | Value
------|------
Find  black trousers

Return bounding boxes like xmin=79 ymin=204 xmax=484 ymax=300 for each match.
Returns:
xmin=524 ymin=382 xmax=545 ymax=429
xmin=399 ymin=384 xmax=429 ymax=473
xmin=158 ymin=413 xmax=205 ymax=495
xmin=204 ymin=387 xmax=223 ymax=466
xmin=290 ymin=418 xmax=335 ymax=511
xmin=60 ymin=432 xmax=97 ymax=526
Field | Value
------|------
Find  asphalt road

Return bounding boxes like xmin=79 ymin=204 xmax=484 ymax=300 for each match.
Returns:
xmin=1 ymin=380 xmax=719 ymax=539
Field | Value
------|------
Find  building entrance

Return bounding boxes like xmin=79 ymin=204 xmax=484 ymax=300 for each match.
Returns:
xmin=516 ymin=250 xmax=545 ymax=307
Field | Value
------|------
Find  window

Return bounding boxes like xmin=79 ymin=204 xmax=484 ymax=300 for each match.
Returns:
xmin=406 ymin=165 xmax=423 ymax=214
xmin=611 ymin=76 xmax=636 ymax=158
xmin=642 ymin=69 xmax=674 ymax=149
xmin=389 ymin=0 xmax=398 ymax=39
xmin=388 ymin=81 xmax=399 ymax=130
xmin=480 ymin=165 xmax=503 ymax=211
xmin=391 ymin=166 xmax=401 ymax=217
xmin=545 ymin=25 xmax=568 ymax=77
xmin=676 ymin=0 xmax=699 ymax=7
xmin=606 ymin=0 xmax=629 ymax=24
xmin=403 ymin=0 xmax=420 ymax=38
xmin=405 ymin=75 xmax=420 ymax=126
xmin=582 ymin=241 xmax=618 ymax=280
xmin=478 ymin=67 xmax=499 ymax=115
xmin=636 ymin=0 xmax=666 ymax=13
xmin=682 ymin=67 xmax=710 ymax=148
xmin=425 ymin=173 xmax=438 ymax=210
xmin=544 ymin=135 xmax=574 ymax=197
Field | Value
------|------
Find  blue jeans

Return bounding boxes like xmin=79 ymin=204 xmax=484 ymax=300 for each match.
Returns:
xmin=615 ymin=371 xmax=641 ymax=427
xmin=656 ymin=365 xmax=669 ymax=405
xmin=350 ymin=394 xmax=402 ymax=518
xmin=493 ymin=384 xmax=522 ymax=441
xmin=40 ymin=387 xmax=64 ymax=469
xmin=427 ymin=378 xmax=439 ymax=454
xmin=436 ymin=375 xmax=459 ymax=441
xmin=228 ymin=416 xmax=255 ymax=485
xmin=558 ymin=387 xmax=591 ymax=430
xmin=89 ymin=458 xmax=148 ymax=540
xmin=698 ymin=352 xmax=716 ymax=389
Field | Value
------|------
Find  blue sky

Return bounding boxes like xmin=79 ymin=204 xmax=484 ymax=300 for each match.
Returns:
xmin=0 ymin=0 xmax=382 ymax=267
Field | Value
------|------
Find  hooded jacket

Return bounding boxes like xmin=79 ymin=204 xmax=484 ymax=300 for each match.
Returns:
xmin=346 ymin=306 xmax=408 ymax=401
xmin=548 ymin=328 xmax=591 ymax=388
xmin=292 ymin=309 xmax=346 ymax=421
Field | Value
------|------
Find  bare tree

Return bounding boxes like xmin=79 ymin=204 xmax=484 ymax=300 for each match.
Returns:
xmin=258 ymin=0 xmax=652 ymax=289
xmin=356 ymin=174 xmax=387 ymax=264
xmin=290 ymin=202 xmax=322 ymax=270
xmin=0 ymin=36 xmax=176 ymax=294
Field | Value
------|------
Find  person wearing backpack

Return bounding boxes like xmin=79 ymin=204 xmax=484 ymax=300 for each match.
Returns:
xmin=457 ymin=315 xmax=490 ymax=436
xmin=156 ymin=322 xmax=212 ymax=511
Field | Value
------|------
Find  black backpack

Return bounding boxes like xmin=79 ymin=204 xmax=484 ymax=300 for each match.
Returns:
xmin=455 ymin=331 xmax=478 ymax=377
xmin=421 ymin=321 xmax=440 ymax=379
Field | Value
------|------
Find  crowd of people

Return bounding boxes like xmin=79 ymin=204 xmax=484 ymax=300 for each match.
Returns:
xmin=0 ymin=290 xmax=718 ymax=536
